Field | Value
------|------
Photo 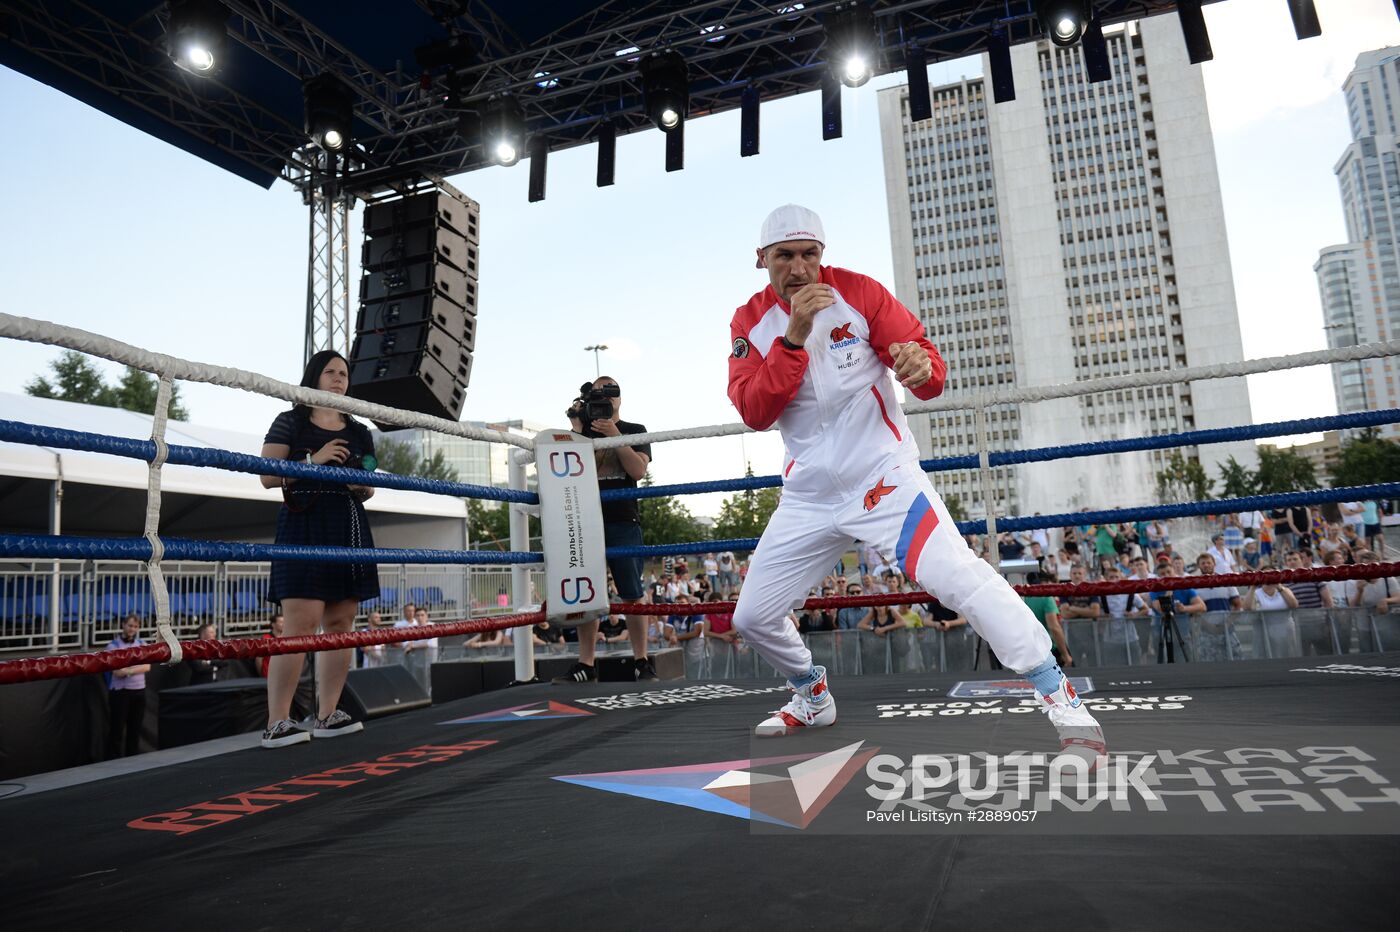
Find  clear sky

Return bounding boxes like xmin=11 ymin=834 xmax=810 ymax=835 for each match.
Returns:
xmin=1 ymin=1 xmax=1398 ymax=519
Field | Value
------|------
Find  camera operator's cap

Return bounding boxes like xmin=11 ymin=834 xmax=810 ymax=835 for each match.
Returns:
xmin=756 ymin=204 xmax=825 ymax=267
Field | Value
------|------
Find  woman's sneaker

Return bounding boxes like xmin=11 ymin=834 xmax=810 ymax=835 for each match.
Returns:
xmin=551 ymin=662 xmax=597 ymax=684
xmin=755 ymin=669 xmax=836 ymax=737
xmin=261 ymin=718 xmax=311 ymax=748
xmin=310 ymin=709 xmax=364 ymax=738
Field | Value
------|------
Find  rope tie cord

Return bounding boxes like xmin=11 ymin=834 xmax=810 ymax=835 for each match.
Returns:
xmin=0 ymin=611 xmax=544 ymax=685
xmin=609 ymin=561 xmax=1400 ymax=615
xmin=144 ymin=375 xmax=181 ymax=664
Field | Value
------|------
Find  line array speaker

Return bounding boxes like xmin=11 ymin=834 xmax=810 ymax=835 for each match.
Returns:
xmin=350 ymin=190 xmax=480 ymax=429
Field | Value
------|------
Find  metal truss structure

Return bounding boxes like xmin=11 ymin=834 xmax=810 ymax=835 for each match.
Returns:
xmin=2 ymin=0 xmax=1220 ymax=365
xmin=2 ymin=0 xmax=1208 ymax=196
xmin=296 ymin=150 xmax=354 ymax=362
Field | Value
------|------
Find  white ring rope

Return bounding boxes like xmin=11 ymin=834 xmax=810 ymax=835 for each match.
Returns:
xmin=8 ymin=310 xmax=1400 ymax=468
xmin=585 ymin=338 xmax=1400 ymax=451
xmin=904 ymin=338 xmax=1400 ymax=414
xmin=144 ymin=376 xmax=180 ymax=663
xmin=0 ymin=314 xmax=533 ymax=451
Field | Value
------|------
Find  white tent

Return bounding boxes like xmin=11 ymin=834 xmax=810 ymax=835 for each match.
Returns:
xmin=0 ymin=393 xmax=470 ymax=549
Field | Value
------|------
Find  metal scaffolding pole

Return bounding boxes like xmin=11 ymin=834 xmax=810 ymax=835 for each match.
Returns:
xmin=303 ymin=150 xmax=354 ymax=365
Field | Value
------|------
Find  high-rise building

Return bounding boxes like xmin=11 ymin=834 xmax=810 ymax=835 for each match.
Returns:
xmin=1317 ymin=46 xmax=1400 ymax=433
xmin=877 ymin=16 xmax=1254 ymax=520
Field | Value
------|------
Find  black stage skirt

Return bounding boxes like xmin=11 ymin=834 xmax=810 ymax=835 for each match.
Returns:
xmin=267 ymin=486 xmax=381 ymax=604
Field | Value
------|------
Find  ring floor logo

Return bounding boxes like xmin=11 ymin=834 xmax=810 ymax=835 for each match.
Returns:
xmin=554 ymin=741 xmax=880 ymax=829
xmin=946 ymin=677 xmax=1094 ymax=699
xmin=561 ymin=725 xmax=1400 ymax=835
xmin=441 ymin=701 xmax=594 ymax=724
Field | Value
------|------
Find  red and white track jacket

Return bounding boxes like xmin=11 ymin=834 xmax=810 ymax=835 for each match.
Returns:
xmin=727 ymin=266 xmax=946 ymax=504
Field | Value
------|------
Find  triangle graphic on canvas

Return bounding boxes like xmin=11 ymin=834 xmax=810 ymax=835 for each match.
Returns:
xmin=443 ymin=700 xmax=594 ymax=724
xmin=554 ymin=741 xmax=877 ymax=829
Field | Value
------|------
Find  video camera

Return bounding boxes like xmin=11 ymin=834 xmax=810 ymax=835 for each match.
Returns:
xmin=567 ymin=380 xmax=620 ymax=425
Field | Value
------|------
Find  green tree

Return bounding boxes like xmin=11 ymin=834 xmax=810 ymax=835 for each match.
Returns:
xmin=112 ymin=366 xmax=190 ymax=420
xmin=25 ymin=351 xmax=111 ymax=405
xmin=467 ymin=498 xmax=536 ymax=551
xmin=637 ymin=474 xmax=708 ymax=546
xmin=943 ymin=493 xmax=968 ymax=523
xmin=26 ymin=351 xmax=191 ymax=420
xmin=1216 ymin=455 xmax=1257 ymax=500
xmin=1155 ymin=450 xmax=1212 ymax=504
xmin=712 ymin=465 xmax=781 ymax=543
xmin=375 ymin=437 xmax=420 ymax=476
xmin=375 ymin=438 xmax=460 ymax=483
xmin=1331 ymin=429 xmax=1400 ymax=489
xmin=1255 ymin=446 xmax=1318 ymax=494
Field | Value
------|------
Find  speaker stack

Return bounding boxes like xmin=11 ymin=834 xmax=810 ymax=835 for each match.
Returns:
xmin=349 ymin=190 xmax=480 ymax=428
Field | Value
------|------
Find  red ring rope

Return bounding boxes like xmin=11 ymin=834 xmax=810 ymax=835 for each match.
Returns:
xmin=0 ymin=610 xmax=543 ymax=685
xmin=609 ymin=562 xmax=1400 ymax=615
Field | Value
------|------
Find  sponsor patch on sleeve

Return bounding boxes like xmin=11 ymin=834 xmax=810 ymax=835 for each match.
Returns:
xmin=732 ymin=337 xmax=750 ymax=359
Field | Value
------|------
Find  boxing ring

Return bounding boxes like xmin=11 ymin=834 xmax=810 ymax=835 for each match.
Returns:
xmin=2 ymin=312 xmax=1399 ymax=928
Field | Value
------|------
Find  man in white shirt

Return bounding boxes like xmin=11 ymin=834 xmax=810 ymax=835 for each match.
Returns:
xmin=716 ymin=551 xmax=740 ymax=591
xmin=1204 ymin=534 xmax=1236 ymax=574
xmin=1340 ymin=502 xmax=1366 ymax=538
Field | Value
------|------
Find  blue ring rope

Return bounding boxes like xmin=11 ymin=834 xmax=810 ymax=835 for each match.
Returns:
xmin=0 ymin=419 xmax=538 ymax=504
xmin=0 ymin=534 xmax=540 ymax=565
xmin=604 ymin=483 xmax=1400 ymax=558
xmin=601 ymin=408 xmax=1400 ymax=501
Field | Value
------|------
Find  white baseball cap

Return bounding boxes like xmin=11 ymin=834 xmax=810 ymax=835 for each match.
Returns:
xmin=756 ymin=204 xmax=825 ymax=268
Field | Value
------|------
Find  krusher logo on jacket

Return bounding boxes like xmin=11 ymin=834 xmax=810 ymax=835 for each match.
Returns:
xmin=829 ymin=322 xmax=860 ymax=350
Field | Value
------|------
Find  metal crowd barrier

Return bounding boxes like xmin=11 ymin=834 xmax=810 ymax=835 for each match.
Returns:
xmin=0 ymin=559 xmax=545 ymax=655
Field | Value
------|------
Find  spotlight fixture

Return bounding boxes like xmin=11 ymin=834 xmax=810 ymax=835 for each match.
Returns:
xmin=303 ymin=73 xmax=353 ymax=152
xmin=482 ymin=95 xmax=525 ymax=166
xmin=1081 ymin=17 xmax=1112 ymax=82
xmin=1176 ymin=0 xmax=1213 ymax=63
xmin=640 ymin=52 xmax=689 ymax=133
xmin=596 ymin=119 xmax=616 ymax=187
xmin=823 ymin=4 xmax=878 ymax=89
xmin=740 ymin=86 xmax=760 ymax=157
xmin=528 ymin=137 xmax=548 ymax=202
xmin=821 ymin=72 xmax=842 ymax=141
xmin=987 ymin=26 xmax=1016 ymax=103
xmin=1287 ymin=0 xmax=1322 ymax=40
xmin=1036 ymin=1 xmax=1087 ymax=48
xmin=165 ymin=0 xmax=228 ymax=75
xmin=905 ymin=45 xmax=932 ymax=123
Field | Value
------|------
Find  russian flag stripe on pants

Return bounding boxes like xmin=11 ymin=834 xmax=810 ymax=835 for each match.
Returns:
xmin=895 ymin=492 xmax=939 ymax=579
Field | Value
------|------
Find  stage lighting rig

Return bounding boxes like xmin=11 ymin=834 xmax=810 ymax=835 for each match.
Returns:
xmin=640 ymin=52 xmax=689 ymax=132
xmin=823 ymin=4 xmax=877 ymax=88
xmin=164 ymin=0 xmax=228 ymax=75
xmin=1036 ymin=1 xmax=1088 ymax=47
xmin=303 ymin=73 xmax=353 ymax=152
xmin=483 ymin=95 xmax=525 ymax=166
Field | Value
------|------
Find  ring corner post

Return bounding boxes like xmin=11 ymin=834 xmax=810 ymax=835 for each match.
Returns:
xmin=509 ymin=455 xmax=535 ymax=682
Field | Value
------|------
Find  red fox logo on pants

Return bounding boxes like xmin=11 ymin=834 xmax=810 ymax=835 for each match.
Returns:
xmin=863 ymin=478 xmax=896 ymax=511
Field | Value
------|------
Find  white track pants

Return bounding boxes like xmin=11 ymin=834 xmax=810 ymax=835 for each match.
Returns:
xmin=732 ymin=461 xmax=1051 ymax=678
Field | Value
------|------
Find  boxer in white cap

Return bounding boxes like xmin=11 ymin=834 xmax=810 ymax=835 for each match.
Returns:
xmin=726 ymin=204 xmax=1103 ymax=761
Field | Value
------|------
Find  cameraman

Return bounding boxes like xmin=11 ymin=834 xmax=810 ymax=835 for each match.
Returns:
xmin=554 ymin=376 xmax=658 ymax=682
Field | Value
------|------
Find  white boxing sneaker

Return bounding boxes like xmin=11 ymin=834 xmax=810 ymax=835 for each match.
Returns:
xmin=755 ymin=668 xmax=836 ymax=737
xmin=1034 ymin=674 xmax=1106 ymax=769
